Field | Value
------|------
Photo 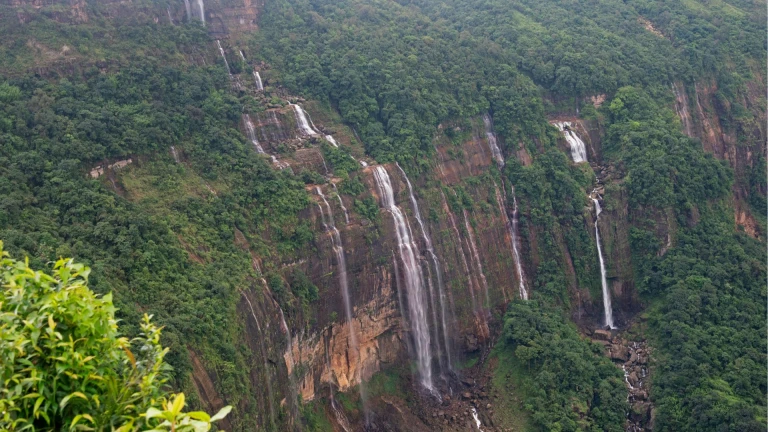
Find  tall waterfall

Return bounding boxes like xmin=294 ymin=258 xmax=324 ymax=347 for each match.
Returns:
xmin=483 ymin=114 xmax=505 ymax=168
xmin=442 ymin=191 xmax=487 ymax=341
xmin=463 ymin=209 xmax=490 ymax=310
xmin=554 ymin=122 xmax=588 ymax=163
xmin=397 ymin=163 xmax=453 ymax=371
xmin=592 ymin=197 xmax=615 ymax=329
xmin=167 ymin=7 xmax=174 ymax=25
xmin=243 ymin=114 xmax=266 ymax=154
xmin=372 ymin=166 xmax=435 ymax=392
xmin=483 ymin=114 xmax=529 ymax=300
xmin=494 ymin=184 xmax=527 ymax=300
xmin=240 ymin=291 xmax=276 ymax=429
xmin=196 ymin=0 xmax=205 ymax=24
xmin=292 ymin=104 xmax=318 ymax=136
xmin=316 ymin=187 xmax=369 ymax=419
xmin=183 ymin=0 xmax=191 ymax=22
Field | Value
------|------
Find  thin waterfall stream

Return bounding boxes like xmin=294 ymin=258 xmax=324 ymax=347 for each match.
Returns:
xmin=483 ymin=114 xmax=528 ymax=300
xmin=240 ymin=290 xmax=277 ymax=429
xmin=316 ymin=187 xmax=370 ymax=421
xmin=592 ymin=196 xmax=615 ymax=329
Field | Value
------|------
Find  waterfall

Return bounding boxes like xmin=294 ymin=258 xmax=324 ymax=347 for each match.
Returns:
xmin=325 ymin=135 xmax=339 ymax=147
xmin=331 ymin=183 xmax=350 ymax=225
xmin=196 ymin=0 xmax=205 ymax=24
xmin=216 ymin=40 xmax=232 ymax=76
xmin=554 ymin=122 xmax=588 ymax=163
xmin=254 ymin=71 xmax=264 ymax=91
xmin=471 ymin=407 xmax=485 ymax=432
xmin=359 ymin=160 xmax=368 ymax=167
xmin=183 ymin=0 xmax=191 ymax=22
xmin=316 ymin=187 xmax=369 ymax=419
xmin=372 ymin=165 xmax=435 ymax=392
xmin=463 ymin=209 xmax=490 ymax=311
xmin=240 ymin=291 xmax=277 ymax=429
xmin=672 ymin=82 xmax=693 ymax=137
xmin=593 ymin=198 xmax=615 ymax=329
xmin=167 ymin=7 xmax=174 ymax=25
xmin=494 ymin=184 xmax=528 ymax=300
xmin=442 ymin=191 xmax=484 ymax=338
xmin=396 ymin=163 xmax=453 ymax=371
xmin=483 ymin=114 xmax=505 ymax=168
xmin=243 ymin=114 xmax=266 ymax=154
xmin=170 ymin=146 xmax=180 ymax=163
xmin=292 ymin=104 xmax=318 ymax=136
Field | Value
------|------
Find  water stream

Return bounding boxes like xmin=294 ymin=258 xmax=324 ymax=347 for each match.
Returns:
xmin=292 ymin=104 xmax=319 ymax=136
xmin=592 ymin=196 xmax=615 ymax=329
xmin=397 ymin=163 xmax=453 ymax=371
xmin=316 ymin=187 xmax=370 ymax=420
xmin=243 ymin=114 xmax=266 ymax=154
xmin=372 ymin=165 xmax=435 ymax=392
xmin=554 ymin=121 xmax=588 ymax=163
xmin=240 ymin=290 xmax=277 ymax=428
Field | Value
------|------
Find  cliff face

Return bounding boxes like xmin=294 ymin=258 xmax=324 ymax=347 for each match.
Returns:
xmin=672 ymin=77 xmax=766 ymax=238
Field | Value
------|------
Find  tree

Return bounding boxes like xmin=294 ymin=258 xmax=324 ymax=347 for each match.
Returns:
xmin=0 ymin=242 xmax=230 ymax=431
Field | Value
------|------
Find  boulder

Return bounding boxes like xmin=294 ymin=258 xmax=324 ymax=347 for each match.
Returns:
xmin=610 ymin=345 xmax=629 ymax=362
xmin=593 ymin=329 xmax=612 ymax=341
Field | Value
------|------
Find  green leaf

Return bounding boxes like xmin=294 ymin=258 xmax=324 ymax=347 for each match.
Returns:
xmin=60 ymin=392 xmax=88 ymax=409
xmin=209 ymin=405 xmax=232 ymax=423
xmin=145 ymin=407 xmax=164 ymax=419
xmin=170 ymin=393 xmax=185 ymax=416
xmin=187 ymin=411 xmax=211 ymax=422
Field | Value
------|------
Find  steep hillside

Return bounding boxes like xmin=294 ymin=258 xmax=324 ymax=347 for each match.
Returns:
xmin=0 ymin=0 xmax=764 ymax=431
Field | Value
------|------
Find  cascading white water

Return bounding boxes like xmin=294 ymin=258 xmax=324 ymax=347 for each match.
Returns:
xmin=167 ymin=7 xmax=174 ymax=25
xmin=483 ymin=114 xmax=505 ymax=168
xmin=253 ymin=71 xmax=264 ymax=91
xmin=554 ymin=121 xmax=588 ymax=163
xmin=270 ymin=155 xmax=290 ymax=170
xmin=592 ymin=198 xmax=615 ymax=329
xmin=316 ymin=187 xmax=369 ymax=419
xmin=183 ymin=0 xmax=191 ymax=22
xmin=330 ymin=183 xmax=350 ymax=225
xmin=243 ymin=114 xmax=266 ymax=154
xmin=359 ymin=160 xmax=368 ymax=167
xmin=471 ymin=407 xmax=485 ymax=431
xmin=216 ymin=40 xmax=232 ymax=76
xmin=372 ymin=166 xmax=435 ymax=392
xmin=397 ymin=163 xmax=453 ymax=370
xmin=170 ymin=146 xmax=180 ymax=163
xmin=240 ymin=291 xmax=276 ymax=428
xmin=196 ymin=0 xmax=205 ymax=24
xmin=292 ymin=104 xmax=318 ymax=136
xmin=463 ymin=209 xmax=490 ymax=310
xmin=325 ymin=135 xmax=339 ymax=147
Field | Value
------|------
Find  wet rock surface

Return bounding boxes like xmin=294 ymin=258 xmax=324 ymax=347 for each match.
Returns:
xmin=594 ymin=331 xmax=652 ymax=432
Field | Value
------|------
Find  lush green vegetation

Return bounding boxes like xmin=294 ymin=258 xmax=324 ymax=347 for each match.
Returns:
xmin=500 ymin=301 xmax=627 ymax=431
xmin=0 ymin=243 xmax=230 ymax=431
xmin=600 ymin=87 xmax=766 ymax=430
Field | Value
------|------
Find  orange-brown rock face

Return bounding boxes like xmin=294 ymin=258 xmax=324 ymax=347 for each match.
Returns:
xmin=672 ymin=77 xmax=766 ymax=238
